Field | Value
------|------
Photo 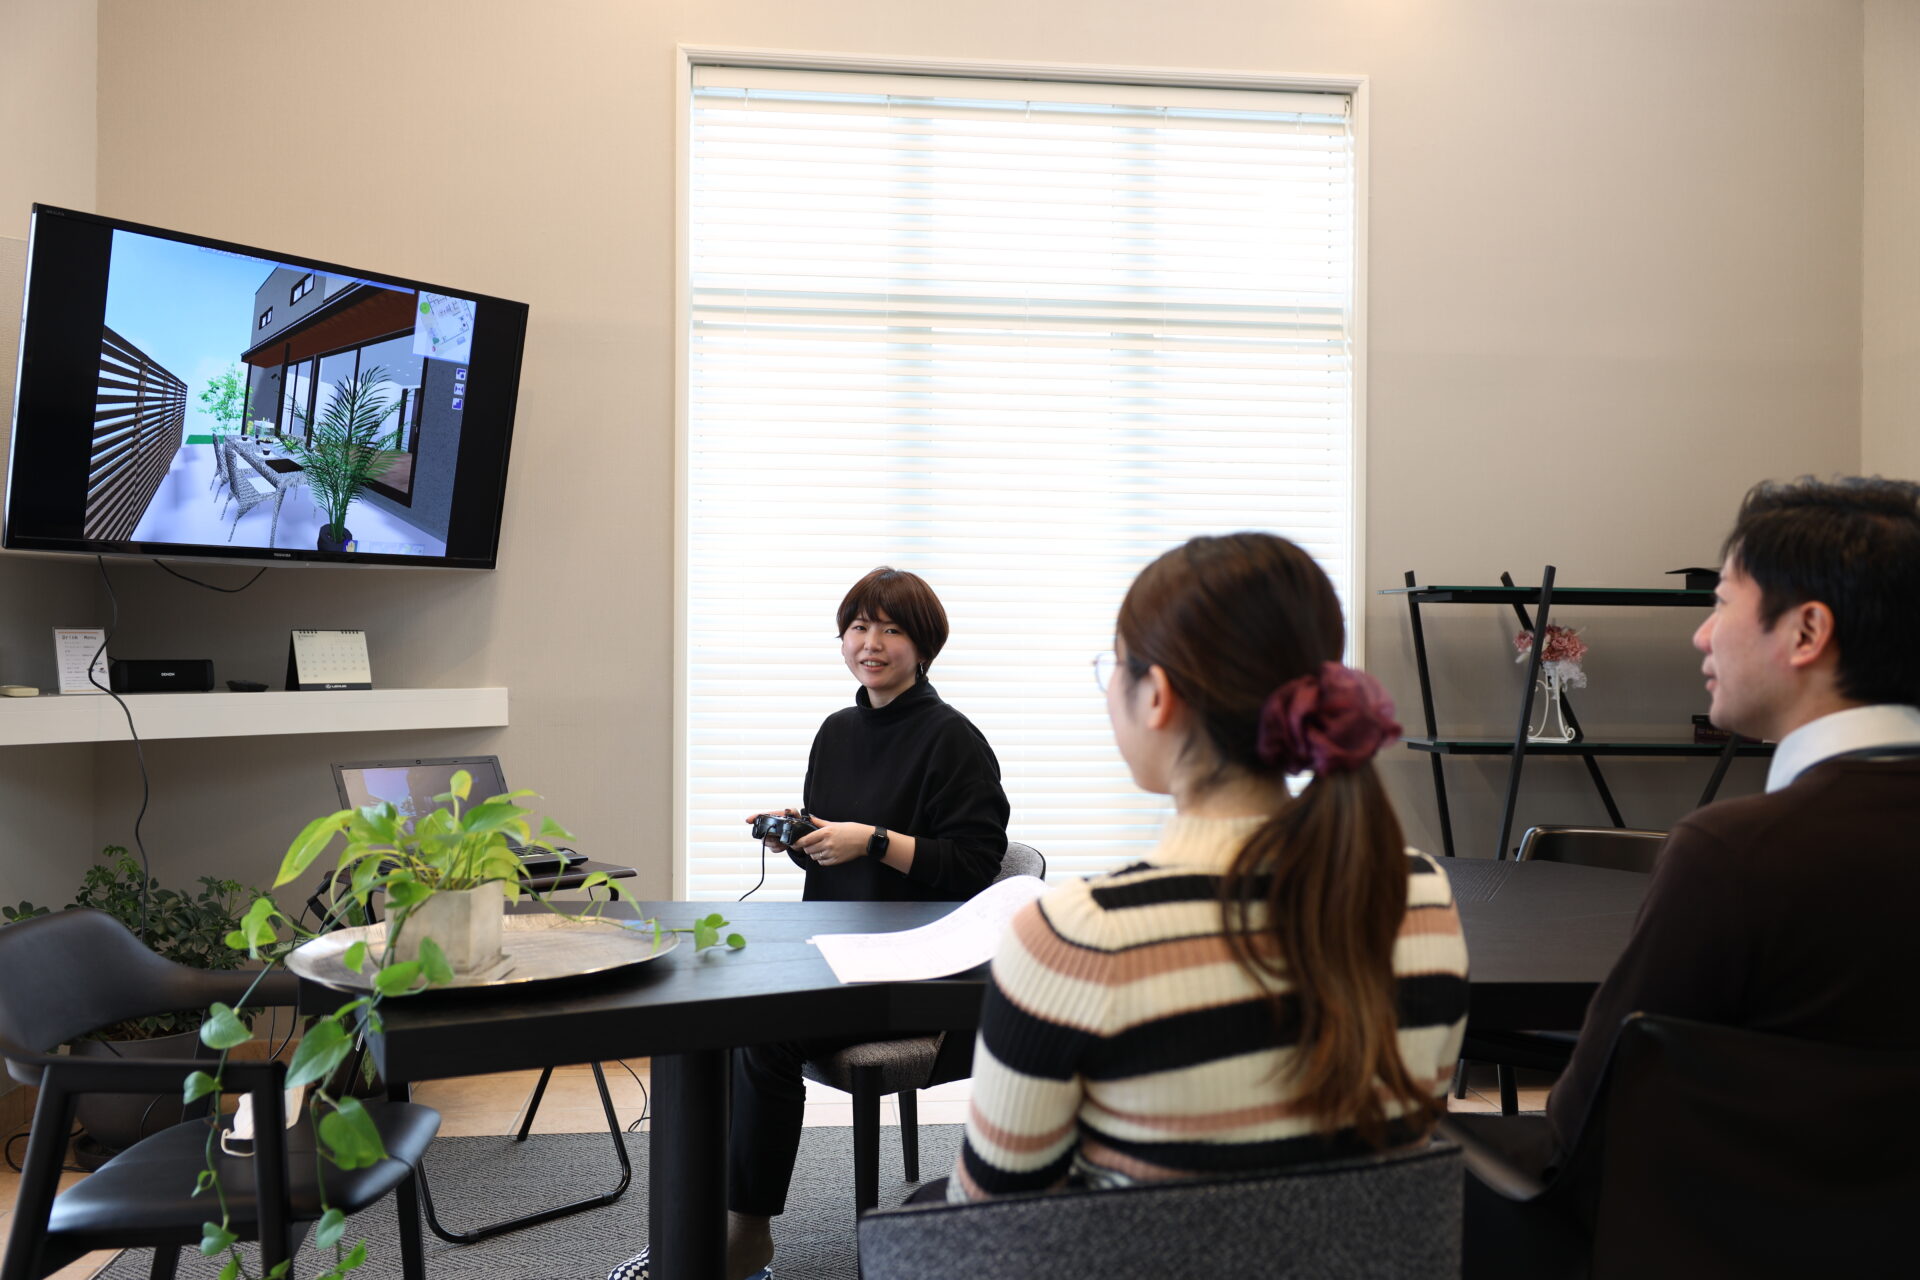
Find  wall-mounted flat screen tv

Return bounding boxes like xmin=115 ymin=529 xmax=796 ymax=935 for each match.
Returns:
xmin=4 ymin=204 xmax=528 ymax=568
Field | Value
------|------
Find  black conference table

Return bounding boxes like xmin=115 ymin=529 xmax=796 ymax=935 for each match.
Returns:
xmin=345 ymin=858 xmax=1648 ymax=1280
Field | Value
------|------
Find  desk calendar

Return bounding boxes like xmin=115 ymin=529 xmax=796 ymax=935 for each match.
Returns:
xmin=286 ymin=630 xmax=373 ymax=691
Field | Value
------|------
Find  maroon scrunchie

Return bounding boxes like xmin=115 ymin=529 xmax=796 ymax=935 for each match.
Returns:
xmin=1255 ymin=661 xmax=1402 ymax=776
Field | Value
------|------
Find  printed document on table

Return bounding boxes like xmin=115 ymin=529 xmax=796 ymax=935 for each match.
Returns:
xmin=809 ymin=875 xmax=1051 ymax=984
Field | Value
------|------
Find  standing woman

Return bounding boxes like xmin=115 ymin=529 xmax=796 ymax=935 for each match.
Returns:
xmin=947 ymin=532 xmax=1467 ymax=1202
xmin=609 ymin=566 xmax=1008 ymax=1280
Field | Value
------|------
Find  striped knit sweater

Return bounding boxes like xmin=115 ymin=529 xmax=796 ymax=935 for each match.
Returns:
xmin=951 ymin=813 xmax=1469 ymax=1200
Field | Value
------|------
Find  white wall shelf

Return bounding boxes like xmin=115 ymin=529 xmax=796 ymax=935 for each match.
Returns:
xmin=0 ymin=687 xmax=509 ymax=747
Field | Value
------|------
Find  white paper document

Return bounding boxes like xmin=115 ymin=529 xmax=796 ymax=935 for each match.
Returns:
xmin=53 ymin=628 xmax=109 ymax=695
xmin=810 ymin=875 xmax=1051 ymax=984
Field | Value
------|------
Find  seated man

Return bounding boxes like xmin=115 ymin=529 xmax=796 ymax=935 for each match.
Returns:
xmin=1461 ymin=474 xmax=1920 ymax=1172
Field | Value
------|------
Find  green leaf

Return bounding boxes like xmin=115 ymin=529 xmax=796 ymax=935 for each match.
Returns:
xmin=385 ymin=878 xmax=432 ymax=910
xmin=693 ymin=920 xmax=719 ymax=951
xmin=314 ymin=1207 xmax=348 ymax=1249
xmin=195 ymin=1169 xmax=215 ymax=1194
xmin=278 ymin=811 xmax=351 ymax=887
xmin=266 ymin=1261 xmax=292 ymax=1279
xmin=417 ymin=937 xmax=454 ymax=986
xmin=200 ymin=1003 xmax=252 ymax=1051
xmin=285 ymin=1017 xmax=351 ymax=1089
xmin=449 ymin=769 xmax=472 ymax=801
xmin=200 ymin=1221 xmax=238 ymax=1256
xmin=343 ymin=940 xmax=368 ymax=973
xmin=232 ymin=896 xmax=279 ymax=957
xmin=539 ymin=815 xmax=576 ymax=842
xmin=318 ymin=1097 xmax=388 ymax=1169
xmin=373 ymin=959 xmax=425 ymax=996
xmin=727 ymin=933 xmax=746 ymax=949
xmin=219 ymin=1257 xmax=240 ymax=1280
xmin=183 ymin=1070 xmax=219 ymax=1104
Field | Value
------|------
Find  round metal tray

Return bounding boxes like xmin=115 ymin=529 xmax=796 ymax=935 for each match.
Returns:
xmin=285 ymin=912 xmax=678 ymax=993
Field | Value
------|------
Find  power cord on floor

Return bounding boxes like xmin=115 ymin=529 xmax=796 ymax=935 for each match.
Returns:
xmin=5 ymin=1125 xmax=88 ymax=1175
xmin=609 ymin=1059 xmax=651 ymax=1133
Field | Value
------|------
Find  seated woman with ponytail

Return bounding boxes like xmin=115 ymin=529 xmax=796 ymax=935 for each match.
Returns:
xmin=946 ymin=532 xmax=1469 ymax=1200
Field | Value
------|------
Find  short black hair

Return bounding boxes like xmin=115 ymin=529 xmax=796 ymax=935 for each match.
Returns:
xmin=1722 ymin=476 xmax=1920 ymax=705
xmin=836 ymin=567 xmax=950 ymax=668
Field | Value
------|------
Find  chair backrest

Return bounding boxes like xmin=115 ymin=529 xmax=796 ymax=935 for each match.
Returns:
xmin=858 ymin=1142 xmax=1461 ymax=1280
xmin=0 ymin=910 xmax=216 ymax=1079
xmin=1551 ymin=1014 xmax=1920 ymax=1277
xmin=994 ymin=840 xmax=1046 ymax=883
xmin=1514 ymin=825 xmax=1664 ymax=873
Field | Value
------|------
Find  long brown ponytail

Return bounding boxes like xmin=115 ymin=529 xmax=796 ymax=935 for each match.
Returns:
xmin=1116 ymin=534 xmax=1437 ymax=1145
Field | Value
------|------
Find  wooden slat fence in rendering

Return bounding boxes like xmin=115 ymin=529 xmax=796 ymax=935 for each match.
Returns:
xmin=86 ymin=326 xmax=189 ymax=541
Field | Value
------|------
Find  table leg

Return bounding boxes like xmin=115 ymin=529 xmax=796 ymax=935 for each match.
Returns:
xmin=388 ymin=1079 xmax=426 ymax=1280
xmin=651 ymin=1049 xmax=729 ymax=1280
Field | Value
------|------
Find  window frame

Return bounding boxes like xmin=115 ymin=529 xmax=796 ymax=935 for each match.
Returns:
xmin=671 ymin=47 xmax=1370 ymax=897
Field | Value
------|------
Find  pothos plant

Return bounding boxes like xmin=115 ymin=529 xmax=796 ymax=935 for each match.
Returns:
xmin=190 ymin=771 xmax=743 ymax=1280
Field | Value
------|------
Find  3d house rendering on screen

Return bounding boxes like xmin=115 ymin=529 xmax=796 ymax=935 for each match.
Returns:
xmin=100 ymin=229 xmax=472 ymax=556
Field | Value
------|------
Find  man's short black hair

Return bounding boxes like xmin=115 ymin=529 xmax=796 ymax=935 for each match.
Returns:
xmin=1722 ymin=476 xmax=1920 ymax=706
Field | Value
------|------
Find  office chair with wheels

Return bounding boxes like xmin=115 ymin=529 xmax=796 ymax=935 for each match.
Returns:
xmin=1448 ymin=1013 xmax=1920 ymax=1279
xmin=802 ymin=840 xmax=1045 ymax=1213
xmin=858 ymin=1141 xmax=1463 ymax=1280
xmin=1453 ymin=825 xmax=1665 ymax=1114
xmin=0 ymin=909 xmax=439 ymax=1280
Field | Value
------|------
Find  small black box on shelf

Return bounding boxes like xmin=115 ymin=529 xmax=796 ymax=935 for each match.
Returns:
xmin=109 ymin=659 xmax=215 ymax=693
xmin=1668 ymin=567 xmax=1720 ymax=591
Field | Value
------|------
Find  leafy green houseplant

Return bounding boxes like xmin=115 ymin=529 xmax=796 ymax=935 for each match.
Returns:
xmin=192 ymin=772 xmax=743 ymax=1280
xmin=284 ymin=365 xmax=401 ymax=551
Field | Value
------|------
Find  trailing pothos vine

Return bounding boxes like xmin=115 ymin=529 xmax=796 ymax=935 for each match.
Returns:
xmin=188 ymin=772 xmax=743 ymax=1280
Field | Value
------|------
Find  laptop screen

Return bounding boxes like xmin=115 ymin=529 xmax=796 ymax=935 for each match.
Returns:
xmin=331 ymin=756 xmax=511 ymax=826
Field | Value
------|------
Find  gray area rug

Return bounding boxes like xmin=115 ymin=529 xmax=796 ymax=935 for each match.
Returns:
xmin=97 ymin=1125 xmax=964 ymax=1280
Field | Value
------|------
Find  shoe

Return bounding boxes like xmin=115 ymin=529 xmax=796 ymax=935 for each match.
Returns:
xmin=606 ymin=1247 xmax=772 ymax=1280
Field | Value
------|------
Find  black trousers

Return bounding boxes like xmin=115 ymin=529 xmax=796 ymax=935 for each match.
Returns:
xmin=728 ymin=1036 xmax=865 ymax=1216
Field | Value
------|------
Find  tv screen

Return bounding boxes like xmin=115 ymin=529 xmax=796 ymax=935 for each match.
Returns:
xmin=4 ymin=204 xmax=528 ymax=568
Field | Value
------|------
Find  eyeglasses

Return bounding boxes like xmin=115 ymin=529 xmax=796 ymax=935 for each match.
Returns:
xmin=1092 ymin=651 xmax=1117 ymax=692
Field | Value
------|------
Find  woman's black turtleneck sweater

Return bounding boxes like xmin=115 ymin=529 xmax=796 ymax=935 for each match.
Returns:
xmin=794 ymin=678 xmax=1010 ymax=902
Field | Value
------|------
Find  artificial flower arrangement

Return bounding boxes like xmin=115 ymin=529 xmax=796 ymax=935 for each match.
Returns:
xmin=1514 ymin=622 xmax=1589 ymax=688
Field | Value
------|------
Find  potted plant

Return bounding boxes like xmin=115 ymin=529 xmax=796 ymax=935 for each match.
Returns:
xmin=284 ymin=365 xmax=401 ymax=553
xmin=191 ymin=773 xmax=743 ymax=1280
xmin=3 ymin=848 xmax=254 ymax=1162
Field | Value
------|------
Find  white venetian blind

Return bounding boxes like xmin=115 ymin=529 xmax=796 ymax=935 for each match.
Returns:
xmin=684 ymin=65 xmax=1356 ymax=899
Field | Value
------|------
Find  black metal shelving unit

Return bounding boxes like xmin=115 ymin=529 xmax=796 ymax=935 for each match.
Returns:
xmin=1382 ymin=567 xmax=1773 ymax=860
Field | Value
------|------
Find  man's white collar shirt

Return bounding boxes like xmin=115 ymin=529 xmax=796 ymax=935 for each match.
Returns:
xmin=1765 ymin=703 xmax=1920 ymax=793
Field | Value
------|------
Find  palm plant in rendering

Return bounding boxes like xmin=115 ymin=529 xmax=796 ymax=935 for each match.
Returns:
xmin=286 ymin=365 xmax=400 ymax=551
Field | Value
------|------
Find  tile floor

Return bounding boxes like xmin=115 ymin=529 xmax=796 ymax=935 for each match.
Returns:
xmin=0 ymin=1059 xmax=1537 ymax=1277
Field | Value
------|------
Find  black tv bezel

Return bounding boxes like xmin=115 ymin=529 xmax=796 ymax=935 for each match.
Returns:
xmin=4 ymin=204 xmax=529 ymax=570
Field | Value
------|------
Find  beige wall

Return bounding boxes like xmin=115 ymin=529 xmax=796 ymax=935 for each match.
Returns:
xmin=0 ymin=0 xmax=103 ymax=912
xmin=1 ymin=0 xmax=1875 ymax=906
xmin=1864 ymin=0 xmax=1920 ymax=480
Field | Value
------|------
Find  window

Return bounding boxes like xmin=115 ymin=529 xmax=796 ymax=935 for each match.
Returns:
xmin=257 ymin=307 xmax=273 ymax=330
xmin=683 ymin=65 xmax=1358 ymax=899
xmin=290 ymin=272 xmax=314 ymax=304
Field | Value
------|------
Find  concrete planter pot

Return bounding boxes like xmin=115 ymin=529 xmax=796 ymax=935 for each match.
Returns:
xmin=393 ymin=881 xmax=505 ymax=977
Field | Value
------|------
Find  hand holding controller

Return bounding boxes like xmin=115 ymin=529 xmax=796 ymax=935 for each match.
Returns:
xmin=749 ymin=810 xmax=818 ymax=849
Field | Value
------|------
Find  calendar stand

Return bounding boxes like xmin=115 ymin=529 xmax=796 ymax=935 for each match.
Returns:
xmin=287 ymin=630 xmax=373 ymax=691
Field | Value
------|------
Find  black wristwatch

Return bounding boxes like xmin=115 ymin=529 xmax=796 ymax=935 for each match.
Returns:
xmin=867 ymin=826 xmax=890 ymax=860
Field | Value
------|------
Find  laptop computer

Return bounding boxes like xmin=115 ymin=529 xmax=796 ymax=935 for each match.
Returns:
xmin=329 ymin=756 xmax=585 ymax=873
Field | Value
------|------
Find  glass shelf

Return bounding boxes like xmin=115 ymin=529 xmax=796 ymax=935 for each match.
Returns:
xmin=1404 ymin=736 xmax=1771 ymax=758
xmin=1378 ymin=586 xmax=1715 ymax=607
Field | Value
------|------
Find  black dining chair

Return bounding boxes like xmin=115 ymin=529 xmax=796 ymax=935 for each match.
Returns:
xmin=1447 ymin=1012 xmax=1920 ymax=1279
xmin=0 ymin=908 xmax=439 ymax=1280
xmin=858 ymin=1140 xmax=1463 ymax=1279
xmin=803 ymin=839 xmax=1045 ymax=1213
xmin=1454 ymin=825 xmax=1665 ymax=1115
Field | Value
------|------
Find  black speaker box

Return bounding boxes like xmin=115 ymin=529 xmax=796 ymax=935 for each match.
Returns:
xmin=109 ymin=659 xmax=215 ymax=693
